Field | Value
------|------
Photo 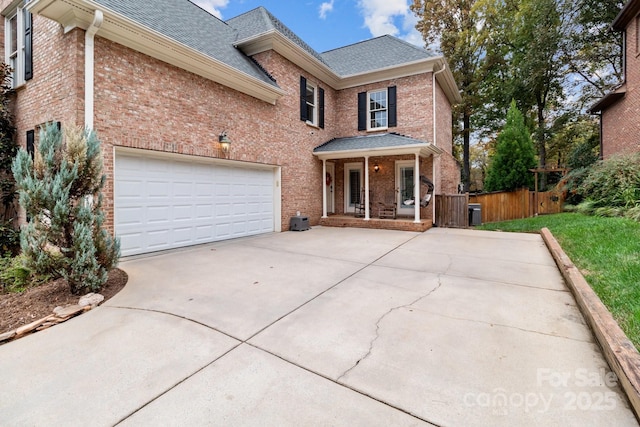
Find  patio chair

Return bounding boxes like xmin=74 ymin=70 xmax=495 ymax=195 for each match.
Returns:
xmin=355 ymin=189 xmax=372 ymax=217
xmin=378 ymin=191 xmax=397 ymax=219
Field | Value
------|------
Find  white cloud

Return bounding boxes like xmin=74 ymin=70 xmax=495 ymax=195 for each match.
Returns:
xmin=358 ymin=0 xmax=424 ymax=46
xmin=319 ymin=0 xmax=335 ymax=19
xmin=190 ymin=0 xmax=229 ymax=19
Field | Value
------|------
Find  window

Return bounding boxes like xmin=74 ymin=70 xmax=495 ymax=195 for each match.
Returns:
xmin=4 ymin=4 xmax=32 ymax=88
xmin=299 ymin=76 xmax=324 ymax=128
xmin=306 ymin=81 xmax=317 ymax=125
xmin=368 ymin=90 xmax=388 ymax=130
xmin=358 ymin=86 xmax=396 ymax=131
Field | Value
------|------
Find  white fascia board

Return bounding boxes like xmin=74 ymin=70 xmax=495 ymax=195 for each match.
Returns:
xmin=313 ymin=143 xmax=443 ymax=160
xmin=237 ymin=33 xmax=460 ymax=98
xmin=236 ymin=31 xmax=341 ymax=88
xmin=28 ymin=0 xmax=285 ymax=105
xmin=434 ymin=59 xmax=462 ymax=104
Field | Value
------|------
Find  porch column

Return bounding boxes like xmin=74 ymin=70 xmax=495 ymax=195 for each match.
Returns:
xmin=414 ymin=153 xmax=420 ymax=223
xmin=322 ymin=159 xmax=328 ymax=218
xmin=364 ymin=156 xmax=371 ymax=220
xmin=432 ymin=155 xmax=437 ymax=225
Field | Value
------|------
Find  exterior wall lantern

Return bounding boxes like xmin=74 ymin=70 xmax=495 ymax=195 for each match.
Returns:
xmin=218 ymin=131 xmax=231 ymax=157
xmin=373 ymin=164 xmax=380 ymax=173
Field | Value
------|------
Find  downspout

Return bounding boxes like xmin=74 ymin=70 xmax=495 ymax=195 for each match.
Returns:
xmin=432 ymin=62 xmax=447 ymax=225
xmin=85 ymin=10 xmax=103 ymax=129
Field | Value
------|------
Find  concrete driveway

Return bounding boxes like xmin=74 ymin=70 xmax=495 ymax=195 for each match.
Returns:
xmin=1 ymin=227 xmax=637 ymax=426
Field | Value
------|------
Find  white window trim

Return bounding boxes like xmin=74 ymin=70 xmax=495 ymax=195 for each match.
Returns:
xmin=343 ymin=162 xmax=363 ymax=213
xmin=305 ymin=80 xmax=318 ymax=126
xmin=4 ymin=4 xmax=26 ymax=89
xmin=367 ymin=89 xmax=388 ymax=131
xmin=395 ymin=160 xmax=415 ymax=214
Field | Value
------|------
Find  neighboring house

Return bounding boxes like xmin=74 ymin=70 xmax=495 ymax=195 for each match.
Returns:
xmin=590 ymin=0 xmax=640 ymax=158
xmin=2 ymin=0 xmax=461 ymax=256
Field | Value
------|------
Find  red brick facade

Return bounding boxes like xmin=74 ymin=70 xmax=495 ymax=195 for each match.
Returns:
xmin=594 ymin=0 xmax=640 ymax=158
xmin=1 ymin=3 xmax=460 ymax=233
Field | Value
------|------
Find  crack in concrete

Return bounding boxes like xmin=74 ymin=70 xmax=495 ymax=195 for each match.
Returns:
xmin=336 ymin=276 xmax=444 ymax=383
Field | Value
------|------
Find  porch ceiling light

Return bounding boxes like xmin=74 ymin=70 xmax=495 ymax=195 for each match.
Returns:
xmin=218 ymin=131 xmax=231 ymax=156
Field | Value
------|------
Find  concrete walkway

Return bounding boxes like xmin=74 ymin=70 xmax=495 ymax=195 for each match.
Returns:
xmin=1 ymin=227 xmax=637 ymax=426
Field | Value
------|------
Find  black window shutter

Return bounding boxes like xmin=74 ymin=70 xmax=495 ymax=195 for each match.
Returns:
xmin=24 ymin=7 xmax=33 ymax=81
xmin=26 ymin=130 xmax=34 ymax=159
xmin=357 ymin=92 xmax=366 ymax=131
xmin=300 ymin=76 xmax=307 ymax=121
xmin=388 ymin=86 xmax=397 ymax=128
xmin=318 ymin=87 xmax=325 ymax=129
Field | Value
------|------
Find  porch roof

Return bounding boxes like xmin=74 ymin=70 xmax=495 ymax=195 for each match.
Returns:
xmin=313 ymin=133 xmax=443 ymax=160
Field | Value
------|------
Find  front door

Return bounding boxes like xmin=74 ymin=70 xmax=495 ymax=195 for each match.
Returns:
xmin=344 ymin=162 xmax=362 ymax=213
xmin=326 ymin=162 xmax=335 ymax=214
xmin=396 ymin=160 xmax=415 ymax=215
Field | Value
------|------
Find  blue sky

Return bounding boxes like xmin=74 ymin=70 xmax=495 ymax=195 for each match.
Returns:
xmin=189 ymin=0 xmax=426 ymax=53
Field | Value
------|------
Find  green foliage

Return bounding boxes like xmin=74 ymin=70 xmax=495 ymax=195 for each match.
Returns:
xmin=484 ymin=101 xmax=537 ymax=192
xmin=0 ymin=218 xmax=20 ymax=255
xmin=562 ymin=0 xmax=624 ymax=108
xmin=0 ymin=253 xmax=33 ymax=292
xmin=558 ymin=167 xmax=590 ymax=205
xmin=0 ymin=62 xmax=18 ymax=254
xmin=12 ymin=123 xmax=120 ymax=295
xmin=576 ymin=153 xmax=640 ymax=215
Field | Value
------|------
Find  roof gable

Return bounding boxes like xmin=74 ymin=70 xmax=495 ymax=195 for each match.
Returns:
xmin=227 ymin=7 xmax=329 ymax=66
xmin=92 ymin=0 xmax=277 ymax=86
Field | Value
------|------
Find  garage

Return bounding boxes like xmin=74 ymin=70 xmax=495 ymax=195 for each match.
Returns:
xmin=114 ymin=150 xmax=277 ymax=256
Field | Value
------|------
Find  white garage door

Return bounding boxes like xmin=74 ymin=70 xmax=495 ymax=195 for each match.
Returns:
xmin=115 ymin=152 xmax=275 ymax=256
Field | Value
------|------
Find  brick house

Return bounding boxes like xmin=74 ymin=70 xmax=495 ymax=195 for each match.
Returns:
xmin=3 ymin=0 xmax=460 ymax=256
xmin=590 ymin=0 xmax=640 ymax=158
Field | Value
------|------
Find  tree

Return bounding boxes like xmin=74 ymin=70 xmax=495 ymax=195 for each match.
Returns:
xmin=0 ymin=62 xmax=18 ymax=253
xmin=12 ymin=123 xmax=120 ymax=294
xmin=510 ymin=0 xmax=565 ymax=189
xmin=484 ymin=101 xmax=536 ymax=191
xmin=562 ymin=0 xmax=624 ymax=109
xmin=411 ymin=0 xmax=492 ymax=192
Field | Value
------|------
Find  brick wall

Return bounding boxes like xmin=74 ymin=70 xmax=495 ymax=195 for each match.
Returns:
xmin=334 ymin=73 xmax=434 ymax=141
xmin=4 ymin=16 xmax=84 ymax=150
xmin=601 ymin=13 xmax=640 ymax=158
xmin=7 ymin=11 xmax=458 ymax=233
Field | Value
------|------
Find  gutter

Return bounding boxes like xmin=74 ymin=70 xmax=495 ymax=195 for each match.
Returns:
xmin=85 ymin=10 xmax=103 ymax=129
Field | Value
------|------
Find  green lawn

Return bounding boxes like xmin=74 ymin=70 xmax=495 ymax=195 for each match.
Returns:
xmin=476 ymin=213 xmax=640 ymax=350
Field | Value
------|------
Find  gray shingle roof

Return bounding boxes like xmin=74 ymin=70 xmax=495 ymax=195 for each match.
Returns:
xmin=91 ymin=2 xmax=436 ymax=86
xmin=227 ymin=7 xmax=329 ymax=66
xmin=92 ymin=0 xmax=278 ymax=86
xmin=314 ymin=133 xmax=428 ymax=153
xmin=321 ymin=36 xmax=433 ymax=76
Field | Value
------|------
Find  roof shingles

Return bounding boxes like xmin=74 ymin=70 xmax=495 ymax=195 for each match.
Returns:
xmin=313 ymin=133 xmax=429 ymax=153
xmin=90 ymin=1 xmax=436 ymax=85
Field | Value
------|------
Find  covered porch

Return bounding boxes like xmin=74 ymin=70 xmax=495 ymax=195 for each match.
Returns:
xmin=313 ymin=133 xmax=443 ymax=231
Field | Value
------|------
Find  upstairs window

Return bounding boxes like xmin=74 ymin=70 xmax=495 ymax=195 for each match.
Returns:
xmin=300 ymin=76 xmax=325 ymax=128
xmin=368 ymin=90 xmax=388 ymax=130
xmin=358 ymin=86 xmax=397 ymax=131
xmin=4 ymin=3 xmax=33 ymax=88
xmin=306 ymin=81 xmax=317 ymax=125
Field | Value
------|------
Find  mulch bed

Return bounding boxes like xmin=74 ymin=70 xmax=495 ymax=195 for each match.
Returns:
xmin=0 ymin=268 xmax=128 ymax=334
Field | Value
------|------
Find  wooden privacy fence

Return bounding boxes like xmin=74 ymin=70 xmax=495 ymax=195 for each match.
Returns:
xmin=469 ymin=188 xmax=564 ymax=224
xmin=436 ymin=189 xmax=565 ymax=227
xmin=435 ymin=194 xmax=469 ymax=228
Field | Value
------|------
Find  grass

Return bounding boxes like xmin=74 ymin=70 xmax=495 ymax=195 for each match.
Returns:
xmin=476 ymin=212 xmax=640 ymax=350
